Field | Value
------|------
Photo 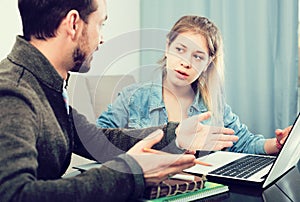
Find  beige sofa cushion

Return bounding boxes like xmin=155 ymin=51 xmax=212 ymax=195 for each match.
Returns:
xmin=85 ymin=75 xmax=136 ymax=118
xmin=68 ymin=74 xmax=136 ymax=123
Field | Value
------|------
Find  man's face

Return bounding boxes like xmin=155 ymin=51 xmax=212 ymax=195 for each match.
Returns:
xmin=71 ymin=0 xmax=107 ymax=72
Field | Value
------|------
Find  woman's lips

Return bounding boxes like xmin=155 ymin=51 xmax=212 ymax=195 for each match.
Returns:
xmin=175 ymin=70 xmax=189 ymax=79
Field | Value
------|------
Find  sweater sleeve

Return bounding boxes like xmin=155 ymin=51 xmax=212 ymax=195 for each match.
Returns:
xmin=72 ymin=108 xmax=185 ymax=163
xmin=0 ymin=92 xmax=144 ymax=202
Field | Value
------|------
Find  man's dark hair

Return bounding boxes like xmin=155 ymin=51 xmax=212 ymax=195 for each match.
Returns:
xmin=18 ymin=0 xmax=98 ymax=41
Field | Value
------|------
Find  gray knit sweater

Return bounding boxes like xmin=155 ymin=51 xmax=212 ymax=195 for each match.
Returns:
xmin=0 ymin=36 xmax=180 ymax=202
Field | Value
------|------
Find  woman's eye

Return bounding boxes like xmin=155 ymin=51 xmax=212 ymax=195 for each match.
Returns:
xmin=176 ymin=47 xmax=183 ymax=52
xmin=194 ymin=55 xmax=203 ymax=60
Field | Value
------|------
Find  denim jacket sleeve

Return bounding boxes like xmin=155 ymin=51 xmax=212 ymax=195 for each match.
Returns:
xmin=224 ymin=104 xmax=266 ymax=154
xmin=96 ymin=84 xmax=137 ymax=128
xmin=97 ymin=82 xmax=164 ymax=129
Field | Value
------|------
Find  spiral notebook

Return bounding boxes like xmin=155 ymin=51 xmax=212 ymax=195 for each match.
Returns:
xmin=140 ymin=173 xmax=228 ymax=202
xmin=141 ymin=181 xmax=229 ymax=202
xmin=72 ymin=164 xmax=229 ymax=201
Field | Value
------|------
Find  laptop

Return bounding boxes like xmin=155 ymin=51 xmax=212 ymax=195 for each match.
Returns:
xmin=184 ymin=113 xmax=300 ymax=188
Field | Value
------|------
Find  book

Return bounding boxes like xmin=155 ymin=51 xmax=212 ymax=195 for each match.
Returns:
xmin=143 ymin=173 xmax=206 ymax=200
xmin=72 ymin=162 xmax=101 ymax=172
xmin=143 ymin=181 xmax=229 ymax=202
xmin=73 ymin=163 xmax=229 ymax=201
xmin=142 ymin=176 xmax=229 ymax=202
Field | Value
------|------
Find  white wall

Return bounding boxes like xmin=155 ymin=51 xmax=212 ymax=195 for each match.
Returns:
xmin=0 ymin=0 xmax=140 ymax=80
xmin=87 ymin=0 xmax=141 ymax=80
xmin=0 ymin=1 xmax=22 ymax=60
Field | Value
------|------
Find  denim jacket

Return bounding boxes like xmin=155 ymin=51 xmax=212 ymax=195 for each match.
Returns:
xmin=97 ymin=77 xmax=266 ymax=154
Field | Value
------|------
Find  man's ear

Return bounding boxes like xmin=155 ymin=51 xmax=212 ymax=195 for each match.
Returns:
xmin=64 ymin=10 xmax=83 ymax=40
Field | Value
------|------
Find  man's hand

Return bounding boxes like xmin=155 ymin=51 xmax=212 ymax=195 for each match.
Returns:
xmin=127 ymin=130 xmax=196 ymax=186
xmin=175 ymin=112 xmax=238 ymax=151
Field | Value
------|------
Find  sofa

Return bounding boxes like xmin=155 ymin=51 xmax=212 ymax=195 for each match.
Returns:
xmin=68 ymin=73 xmax=136 ymax=123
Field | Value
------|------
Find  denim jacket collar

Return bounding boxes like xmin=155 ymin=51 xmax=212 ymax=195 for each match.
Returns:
xmin=148 ymin=76 xmax=165 ymax=112
xmin=191 ymin=90 xmax=208 ymax=113
xmin=147 ymin=75 xmax=208 ymax=113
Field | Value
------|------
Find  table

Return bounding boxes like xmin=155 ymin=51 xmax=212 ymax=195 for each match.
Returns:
xmin=69 ymin=160 xmax=300 ymax=201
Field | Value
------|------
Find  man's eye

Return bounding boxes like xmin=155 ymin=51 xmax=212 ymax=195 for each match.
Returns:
xmin=99 ymin=23 xmax=105 ymax=30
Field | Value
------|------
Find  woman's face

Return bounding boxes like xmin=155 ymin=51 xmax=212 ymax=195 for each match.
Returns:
xmin=165 ymin=31 xmax=211 ymax=86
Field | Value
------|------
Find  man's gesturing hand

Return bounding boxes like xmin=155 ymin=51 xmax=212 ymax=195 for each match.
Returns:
xmin=127 ymin=129 xmax=196 ymax=186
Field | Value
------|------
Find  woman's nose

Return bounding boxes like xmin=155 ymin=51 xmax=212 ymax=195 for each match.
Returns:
xmin=180 ymin=59 xmax=191 ymax=69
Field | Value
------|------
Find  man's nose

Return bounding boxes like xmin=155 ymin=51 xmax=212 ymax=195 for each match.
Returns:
xmin=99 ymin=34 xmax=104 ymax=45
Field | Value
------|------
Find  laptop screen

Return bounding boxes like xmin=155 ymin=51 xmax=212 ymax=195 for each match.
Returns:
xmin=263 ymin=113 xmax=300 ymax=188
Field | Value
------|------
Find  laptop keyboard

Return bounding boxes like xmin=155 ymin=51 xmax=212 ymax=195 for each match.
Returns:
xmin=209 ymin=155 xmax=276 ymax=179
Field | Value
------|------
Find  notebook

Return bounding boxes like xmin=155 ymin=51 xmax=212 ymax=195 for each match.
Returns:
xmin=141 ymin=181 xmax=229 ymax=202
xmin=142 ymin=173 xmax=206 ymax=200
xmin=73 ymin=163 xmax=229 ymax=201
xmin=185 ymin=113 xmax=300 ymax=188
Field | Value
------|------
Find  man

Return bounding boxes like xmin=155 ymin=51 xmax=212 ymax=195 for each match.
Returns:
xmin=0 ymin=0 xmax=237 ymax=201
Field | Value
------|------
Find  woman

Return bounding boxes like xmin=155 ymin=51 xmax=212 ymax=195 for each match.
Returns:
xmin=97 ymin=15 xmax=290 ymax=155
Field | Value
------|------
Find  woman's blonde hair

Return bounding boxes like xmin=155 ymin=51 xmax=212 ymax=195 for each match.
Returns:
xmin=160 ymin=15 xmax=225 ymax=125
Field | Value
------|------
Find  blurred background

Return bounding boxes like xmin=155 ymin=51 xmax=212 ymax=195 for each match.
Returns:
xmin=0 ymin=0 xmax=298 ymax=138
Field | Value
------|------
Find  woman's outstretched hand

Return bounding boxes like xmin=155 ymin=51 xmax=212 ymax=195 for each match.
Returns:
xmin=175 ymin=112 xmax=239 ymax=151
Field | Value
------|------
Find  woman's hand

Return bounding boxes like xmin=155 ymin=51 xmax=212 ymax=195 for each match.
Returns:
xmin=275 ymin=125 xmax=292 ymax=149
xmin=175 ymin=112 xmax=239 ymax=151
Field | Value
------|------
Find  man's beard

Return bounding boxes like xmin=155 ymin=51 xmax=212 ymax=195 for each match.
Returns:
xmin=70 ymin=25 xmax=92 ymax=73
xmin=70 ymin=47 xmax=91 ymax=73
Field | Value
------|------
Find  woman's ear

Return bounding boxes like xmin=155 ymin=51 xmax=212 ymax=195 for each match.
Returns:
xmin=203 ymin=56 xmax=213 ymax=72
xmin=165 ymin=39 xmax=170 ymax=57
